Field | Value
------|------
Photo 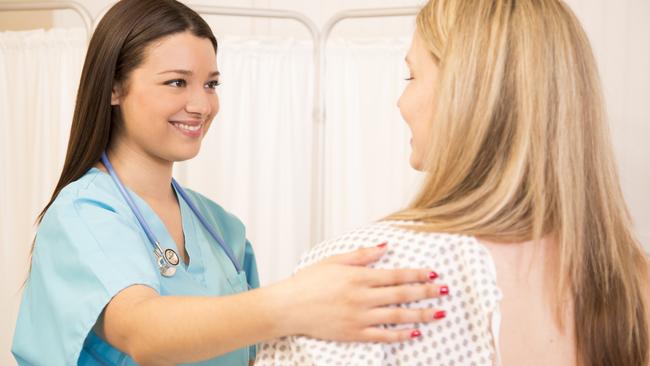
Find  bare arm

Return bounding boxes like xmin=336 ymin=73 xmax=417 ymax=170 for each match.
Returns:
xmin=98 ymin=245 xmax=447 ymax=365
xmin=98 ymin=284 xmax=287 ymax=365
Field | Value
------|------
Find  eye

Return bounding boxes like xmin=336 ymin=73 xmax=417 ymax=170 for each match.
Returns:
xmin=165 ymin=79 xmax=186 ymax=87
xmin=205 ymin=80 xmax=222 ymax=90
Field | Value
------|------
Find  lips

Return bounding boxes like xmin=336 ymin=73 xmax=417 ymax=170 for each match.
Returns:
xmin=169 ymin=120 xmax=204 ymax=137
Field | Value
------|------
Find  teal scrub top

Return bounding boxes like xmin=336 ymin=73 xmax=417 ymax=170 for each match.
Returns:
xmin=12 ymin=167 xmax=260 ymax=366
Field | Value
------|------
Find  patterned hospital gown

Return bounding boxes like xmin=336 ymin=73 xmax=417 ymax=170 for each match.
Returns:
xmin=255 ymin=221 xmax=503 ymax=366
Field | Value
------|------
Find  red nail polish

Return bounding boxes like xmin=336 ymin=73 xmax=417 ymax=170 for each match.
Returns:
xmin=376 ymin=242 xmax=388 ymax=248
xmin=439 ymin=285 xmax=449 ymax=295
xmin=429 ymin=271 xmax=438 ymax=280
xmin=410 ymin=330 xmax=421 ymax=338
xmin=434 ymin=311 xmax=446 ymax=320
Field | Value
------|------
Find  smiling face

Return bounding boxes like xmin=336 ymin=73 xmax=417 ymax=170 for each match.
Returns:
xmin=397 ymin=30 xmax=439 ymax=171
xmin=111 ymin=31 xmax=220 ymax=163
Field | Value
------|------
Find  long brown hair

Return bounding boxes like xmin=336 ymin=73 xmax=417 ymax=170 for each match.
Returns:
xmin=37 ymin=0 xmax=216 ymax=223
xmin=389 ymin=0 xmax=649 ymax=365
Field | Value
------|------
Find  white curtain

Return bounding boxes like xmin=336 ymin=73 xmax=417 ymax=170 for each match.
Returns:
xmin=0 ymin=35 xmax=419 ymax=339
xmin=565 ymin=0 xmax=650 ymax=250
xmin=0 ymin=32 xmax=418 ymax=312
xmin=175 ymin=38 xmax=316 ymax=286
xmin=0 ymin=28 xmax=86 ymax=365
xmin=174 ymin=37 xmax=420 ymax=285
xmin=322 ymin=39 xmax=422 ymax=240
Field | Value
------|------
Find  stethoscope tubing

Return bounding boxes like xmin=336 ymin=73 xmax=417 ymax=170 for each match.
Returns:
xmin=100 ymin=152 xmax=243 ymax=276
xmin=171 ymin=179 xmax=242 ymax=273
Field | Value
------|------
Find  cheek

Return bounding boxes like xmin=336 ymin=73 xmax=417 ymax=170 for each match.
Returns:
xmin=401 ymin=86 xmax=435 ymax=154
xmin=414 ymin=105 xmax=434 ymax=147
xmin=125 ymin=88 xmax=168 ymax=117
xmin=413 ymin=118 xmax=430 ymax=147
xmin=400 ymin=86 xmax=431 ymax=131
xmin=120 ymin=95 xmax=145 ymax=126
xmin=211 ymin=94 xmax=219 ymax=115
xmin=143 ymin=90 xmax=190 ymax=123
xmin=202 ymin=95 xmax=220 ymax=133
xmin=120 ymin=92 xmax=180 ymax=137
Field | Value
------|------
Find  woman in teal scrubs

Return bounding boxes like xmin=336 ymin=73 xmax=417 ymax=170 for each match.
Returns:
xmin=11 ymin=1 xmax=447 ymax=365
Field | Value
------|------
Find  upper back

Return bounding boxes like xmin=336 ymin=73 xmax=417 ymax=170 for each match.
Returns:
xmin=479 ymin=238 xmax=577 ymax=366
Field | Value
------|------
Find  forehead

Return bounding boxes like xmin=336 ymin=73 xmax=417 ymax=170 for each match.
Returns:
xmin=140 ymin=31 xmax=217 ymax=70
xmin=407 ymin=31 xmax=423 ymax=58
xmin=407 ymin=31 xmax=436 ymax=65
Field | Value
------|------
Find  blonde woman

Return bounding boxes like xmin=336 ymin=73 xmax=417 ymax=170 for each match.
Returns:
xmin=255 ymin=0 xmax=650 ymax=365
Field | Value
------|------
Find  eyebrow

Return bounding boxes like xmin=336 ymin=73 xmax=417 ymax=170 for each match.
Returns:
xmin=158 ymin=69 xmax=220 ymax=77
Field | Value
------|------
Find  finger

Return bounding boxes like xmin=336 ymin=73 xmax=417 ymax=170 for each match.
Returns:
xmin=365 ymin=283 xmax=450 ymax=307
xmin=357 ymin=267 xmax=439 ymax=287
xmin=364 ymin=306 xmax=447 ymax=327
xmin=322 ymin=242 xmax=389 ymax=266
xmin=356 ymin=326 xmax=426 ymax=343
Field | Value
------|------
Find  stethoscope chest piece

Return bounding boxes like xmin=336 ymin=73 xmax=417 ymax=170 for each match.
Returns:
xmin=164 ymin=248 xmax=180 ymax=266
xmin=154 ymin=246 xmax=178 ymax=277
xmin=160 ymin=264 xmax=177 ymax=277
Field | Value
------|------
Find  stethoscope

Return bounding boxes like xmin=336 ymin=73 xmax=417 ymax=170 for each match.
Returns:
xmin=100 ymin=152 xmax=244 ymax=279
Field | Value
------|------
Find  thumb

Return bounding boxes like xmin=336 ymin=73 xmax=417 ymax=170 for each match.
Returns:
xmin=324 ymin=242 xmax=388 ymax=266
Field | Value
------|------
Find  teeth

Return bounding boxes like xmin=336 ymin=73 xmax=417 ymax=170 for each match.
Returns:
xmin=172 ymin=122 xmax=202 ymax=132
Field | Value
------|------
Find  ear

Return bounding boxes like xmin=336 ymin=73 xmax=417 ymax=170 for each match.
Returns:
xmin=111 ymin=83 xmax=122 ymax=106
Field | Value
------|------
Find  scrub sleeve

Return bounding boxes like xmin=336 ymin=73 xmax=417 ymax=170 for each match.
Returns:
xmin=12 ymin=184 xmax=160 ymax=365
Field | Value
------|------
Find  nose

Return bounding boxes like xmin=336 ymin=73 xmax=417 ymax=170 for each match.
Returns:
xmin=396 ymin=91 xmax=409 ymax=124
xmin=185 ymin=88 xmax=212 ymax=118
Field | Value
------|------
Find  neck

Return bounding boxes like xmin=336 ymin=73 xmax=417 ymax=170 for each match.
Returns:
xmin=104 ymin=140 xmax=175 ymax=203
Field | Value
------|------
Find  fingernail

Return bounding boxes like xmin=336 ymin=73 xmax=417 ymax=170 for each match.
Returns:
xmin=434 ymin=311 xmax=446 ymax=320
xmin=429 ymin=271 xmax=438 ymax=280
xmin=439 ymin=285 xmax=449 ymax=295
xmin=376 ymin=242 xmax=388 ymax=248
xmin=410 ymin=330 xmax=421 ymax=338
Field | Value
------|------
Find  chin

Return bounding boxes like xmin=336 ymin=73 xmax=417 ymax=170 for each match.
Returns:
xmin=409 ymin=155 xmax=424 ymax=172
xmin=169 ymin=145 xmax=202 ymax=162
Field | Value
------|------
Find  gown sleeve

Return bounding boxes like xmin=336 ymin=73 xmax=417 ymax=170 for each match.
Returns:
xmin=243 ymin=240 xmax=261 ymax=360
xmin=12 ymin=188 xmax=160 ymax=366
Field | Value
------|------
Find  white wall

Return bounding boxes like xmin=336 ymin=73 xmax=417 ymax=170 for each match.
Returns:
xmin=568 ymin=0 xmax=650 ymax=249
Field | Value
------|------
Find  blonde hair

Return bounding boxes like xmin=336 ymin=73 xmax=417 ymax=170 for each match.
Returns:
xmin=389 ymin=1 xmax=649 ymax=364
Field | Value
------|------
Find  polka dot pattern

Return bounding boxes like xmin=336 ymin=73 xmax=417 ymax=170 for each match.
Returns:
xmin=255 ymin=221 xmax=503 ymax=366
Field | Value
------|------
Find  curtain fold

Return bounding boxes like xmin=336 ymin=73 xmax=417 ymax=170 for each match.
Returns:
xmin=176 ymin=37 xmax=316 ymax=285
xmin=323 ymin=38 xmax=423 ymax=242
xmin=0 ymin=27 xmax=86 ymax=365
